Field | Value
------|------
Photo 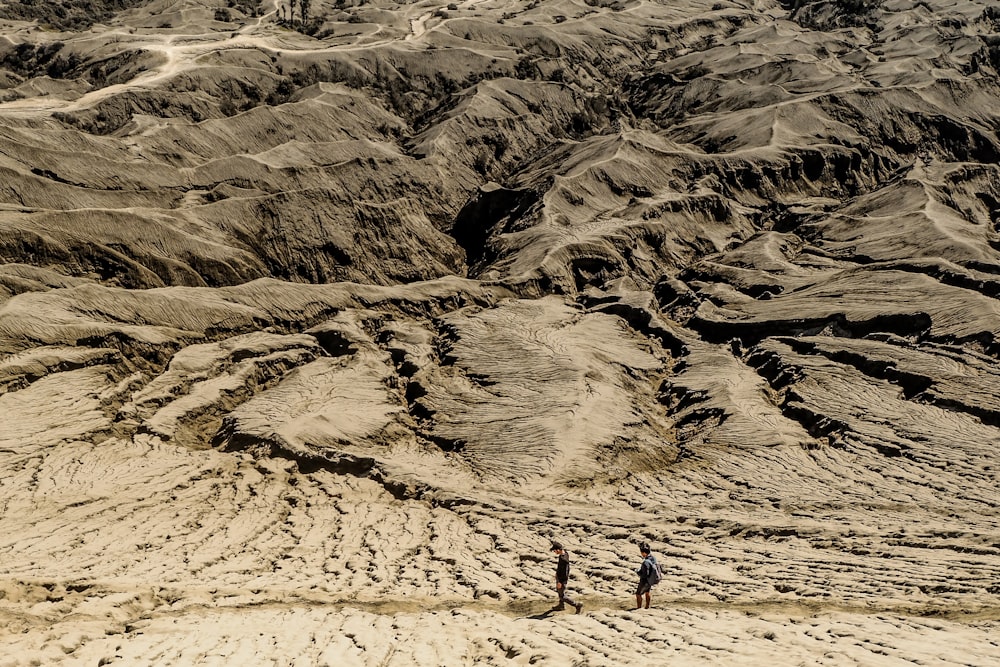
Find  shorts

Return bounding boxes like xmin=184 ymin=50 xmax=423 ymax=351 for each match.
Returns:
xmin=635 ymin=579 xmax=651 ymax=596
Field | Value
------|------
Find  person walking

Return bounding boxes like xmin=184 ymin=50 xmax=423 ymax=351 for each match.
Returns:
xmin=634 ymin=542 xmax=659 ymax=609
xmin=550 ymin=541 xmax=583 ymax=613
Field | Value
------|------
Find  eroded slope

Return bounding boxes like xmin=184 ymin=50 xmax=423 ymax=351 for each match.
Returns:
xmin=2 ymin=0 xmax=1000 ymax=665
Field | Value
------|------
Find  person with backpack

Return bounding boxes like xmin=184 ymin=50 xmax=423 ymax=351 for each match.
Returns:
xmin=634 ymin=542 xmax=661 ymax=609
xmin=550 ymin=541 xmax=583 ymax=613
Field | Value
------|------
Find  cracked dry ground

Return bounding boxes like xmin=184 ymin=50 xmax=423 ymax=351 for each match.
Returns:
xmin=1 ymin=279 xmax=999 ymax=666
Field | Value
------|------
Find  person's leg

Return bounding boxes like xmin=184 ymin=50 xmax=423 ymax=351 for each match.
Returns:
xmin=556 ymin=582 xmax=566 ymax=609
xmin=635 ymin=581 xmax=648 ymax=609
xmin=644 ymin=591 xmax=651 ymax=609
xmin=560 ymin=586 xmax=581 ymax=612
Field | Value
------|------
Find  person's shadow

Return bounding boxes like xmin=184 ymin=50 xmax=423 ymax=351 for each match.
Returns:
xmin=527 ymin=606 xmax=560 ymax=620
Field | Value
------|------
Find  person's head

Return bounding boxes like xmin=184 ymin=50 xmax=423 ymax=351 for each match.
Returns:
xmin=550 ymin=541 xmax=564 ymax=554
xmin=639 ymin=542 xmax=650 ymax=556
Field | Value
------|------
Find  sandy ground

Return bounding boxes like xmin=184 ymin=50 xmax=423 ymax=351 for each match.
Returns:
xmin=1 ymin=338 xmax=998 ymax=665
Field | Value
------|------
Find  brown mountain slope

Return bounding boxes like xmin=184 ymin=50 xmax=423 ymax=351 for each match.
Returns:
xmin=1 ymin=0 xmax=1000 ymax=665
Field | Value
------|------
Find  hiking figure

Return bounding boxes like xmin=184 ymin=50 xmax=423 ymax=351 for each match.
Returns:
xmin=550 ymin=541 xmax=583 ymax=613
xmin=634 ymin=542 xmax=661 ymax=609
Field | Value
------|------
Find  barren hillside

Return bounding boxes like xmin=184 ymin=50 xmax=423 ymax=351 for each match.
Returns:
xmin=1 ymin=0 xmax=999 ymax=665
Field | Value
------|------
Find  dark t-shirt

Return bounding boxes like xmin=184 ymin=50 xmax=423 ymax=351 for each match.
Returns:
xmin=638 ymin=555 xmax=654 ymax=582
xmin=556 ymin=552 xmax=570 ymax=582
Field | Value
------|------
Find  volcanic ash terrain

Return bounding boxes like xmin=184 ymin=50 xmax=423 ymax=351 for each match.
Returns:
xmin=1 ymin=0 xmax=1000 ymax=664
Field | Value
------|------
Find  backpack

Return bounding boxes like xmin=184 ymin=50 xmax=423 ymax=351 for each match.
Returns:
xmin=646 ymin=555 xmax=663 ymax=586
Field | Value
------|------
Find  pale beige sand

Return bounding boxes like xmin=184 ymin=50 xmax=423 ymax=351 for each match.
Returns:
xmin=2 ymin=281 xmax=999 ymax=665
